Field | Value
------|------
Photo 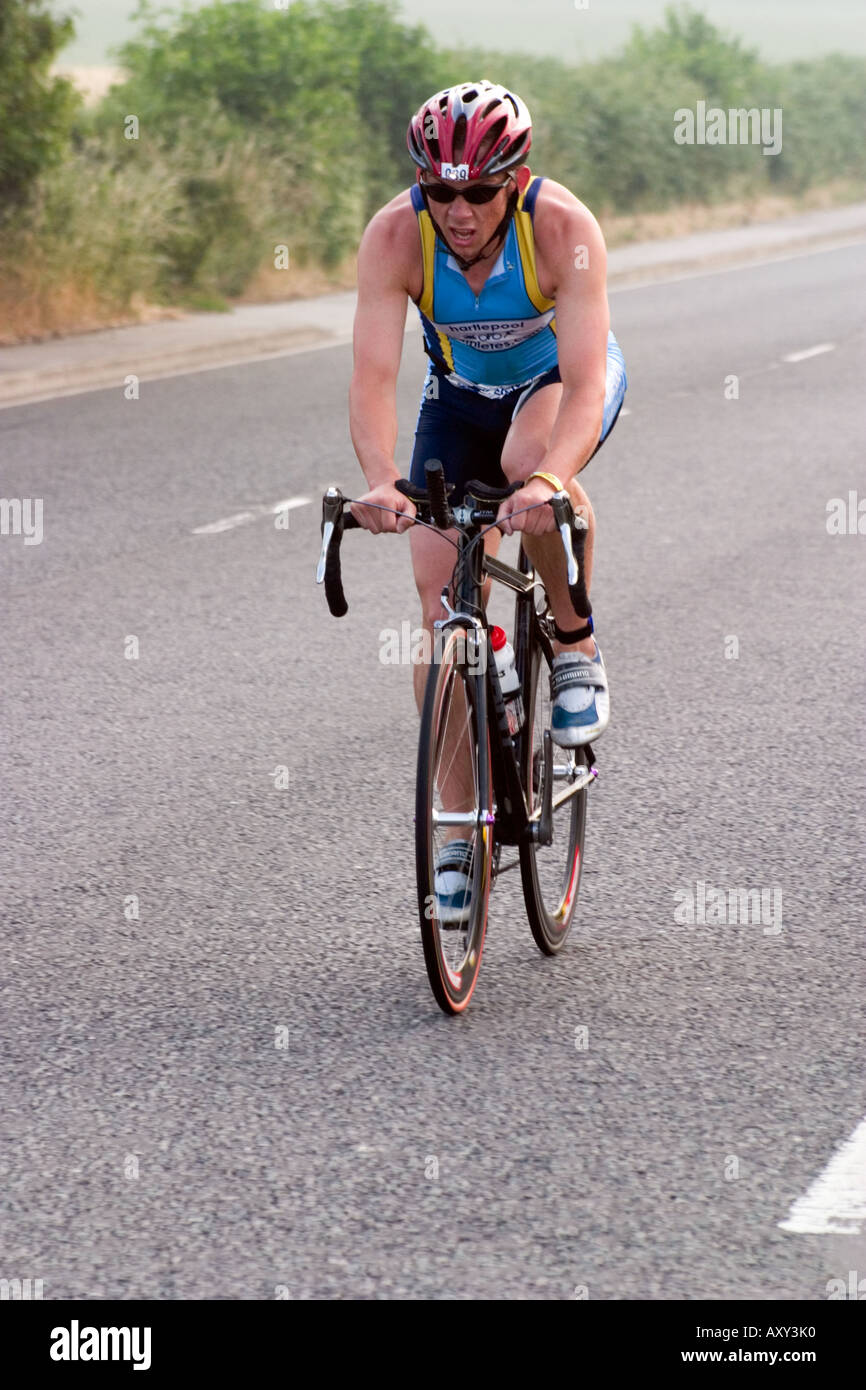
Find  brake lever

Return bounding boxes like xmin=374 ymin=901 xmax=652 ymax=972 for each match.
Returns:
xmin=547 ymin=490 xmax=586 ymax=585
xmin=316 ymin=486 xmax=344 ymax=583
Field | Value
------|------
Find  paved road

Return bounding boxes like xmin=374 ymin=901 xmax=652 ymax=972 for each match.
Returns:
xmin=1 ymin=243 xmax=864 ymax=1299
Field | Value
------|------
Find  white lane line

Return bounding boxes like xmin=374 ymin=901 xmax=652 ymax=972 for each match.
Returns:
xmin=779 ymin=1116 xmax=866 ymax=1234
xmin=782 ymin=342 xmax=835 ymax=363
xmin=192 ymin=495 xmax=311 ymax=535
xmin=192 ymin=510 xmax=258 ymax=535
xmin=269 ymin=496 xmax=312 ymax=515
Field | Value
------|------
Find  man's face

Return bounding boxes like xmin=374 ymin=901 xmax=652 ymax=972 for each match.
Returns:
xmin=421 ymin=173 xmax=513 ymax=258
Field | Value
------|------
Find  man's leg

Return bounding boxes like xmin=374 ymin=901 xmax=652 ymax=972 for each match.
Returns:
xmin=499 ymin=382 xmax=596 ymax=657
xmin=408 ymin=370 xmax=509 ymax=712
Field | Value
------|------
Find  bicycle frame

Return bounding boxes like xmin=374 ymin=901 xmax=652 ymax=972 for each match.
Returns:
xmin=317 ymin=473 xmax=598 ymax=855
xmin=317 ymin=469 xmax=600 ymax=1009
xmin=433 ymin=505 xmax=595 ymax=854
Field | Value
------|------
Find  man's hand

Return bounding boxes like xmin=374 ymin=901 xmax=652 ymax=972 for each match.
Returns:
xmin=350 ymin=482 xmax=416 ymax=534
xmin=496 ymin=478 xmax=560 ymax=537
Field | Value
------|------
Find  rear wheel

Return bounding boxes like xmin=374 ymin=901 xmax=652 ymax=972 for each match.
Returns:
xmin=416 ymin=628 xmax=493 ymax=1013
xmin=515 ymin=552 xmax=588 ymax=955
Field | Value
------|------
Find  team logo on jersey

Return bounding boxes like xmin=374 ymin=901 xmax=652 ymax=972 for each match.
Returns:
xmin=440 ymin=162 xmax=470 ymax=181
xmin=434 ymin=312 xmax=555 ymax=352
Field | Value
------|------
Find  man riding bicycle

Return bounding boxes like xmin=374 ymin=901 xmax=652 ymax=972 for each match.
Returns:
xmin=348 ymin=81 xmax=627 ymax=906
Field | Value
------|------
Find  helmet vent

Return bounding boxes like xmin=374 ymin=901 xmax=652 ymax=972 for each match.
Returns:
xmin=484 ymin=116 xmax=508 ymax=160
xmin=452 ymin=113 xmax=467 ymax=161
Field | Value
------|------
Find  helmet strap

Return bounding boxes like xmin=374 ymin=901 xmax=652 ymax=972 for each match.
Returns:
xmin=420 ymin=182 xmax=521 ymax=272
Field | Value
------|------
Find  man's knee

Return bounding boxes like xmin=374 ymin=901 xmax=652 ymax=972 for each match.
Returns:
xmin=567 ymin=477 xmax=594 ymax=530
xmin=413 ymin=560 xmax=455 ymax=629
xmin=413 ymin=582 xmax=444 ymax=631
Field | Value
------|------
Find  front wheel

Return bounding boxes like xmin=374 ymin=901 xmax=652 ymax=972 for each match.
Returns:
xmin=517 ymin=608 xmax=589 ymax=956
xmin=416 ymin=628 xmax=493 ymax=1014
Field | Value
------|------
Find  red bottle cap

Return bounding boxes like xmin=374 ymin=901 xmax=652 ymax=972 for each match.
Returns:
xmin=490 ymin=626 xmax=507 ymax=651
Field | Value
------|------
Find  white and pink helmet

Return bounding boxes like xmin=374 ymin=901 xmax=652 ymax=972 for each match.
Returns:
xmin=407 ymin=80 xmax=532 ymax=180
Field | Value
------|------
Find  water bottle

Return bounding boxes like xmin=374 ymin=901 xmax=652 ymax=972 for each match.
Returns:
xmin=490 ymin=626 xmax=524 ymax=735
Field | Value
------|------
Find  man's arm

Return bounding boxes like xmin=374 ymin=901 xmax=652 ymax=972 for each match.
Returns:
xmin=497 ymin=188 xmax=610 ymax=536
xmin=348 ymin=201 xmax=416 ymax=533
xmin=537 ymin=192 xmax=609 ymax=483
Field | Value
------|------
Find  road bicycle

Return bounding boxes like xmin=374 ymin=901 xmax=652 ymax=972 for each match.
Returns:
xmin=317 ymin=460 xmax=598 ymax=1015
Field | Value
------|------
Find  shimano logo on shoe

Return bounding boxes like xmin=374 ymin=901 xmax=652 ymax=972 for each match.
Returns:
xmin=50 ymin=1321 xmax=152 ymax=1371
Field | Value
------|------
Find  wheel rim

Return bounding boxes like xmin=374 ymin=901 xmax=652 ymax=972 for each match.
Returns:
xmin=525 ymin=644 xmax=584 ymax=933
xmin=425 ymin=634 xmax=490 ymax=996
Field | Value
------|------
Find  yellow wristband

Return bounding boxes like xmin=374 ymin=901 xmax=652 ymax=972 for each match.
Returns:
xmin=526 ymin=470 xmax=565 ymax=494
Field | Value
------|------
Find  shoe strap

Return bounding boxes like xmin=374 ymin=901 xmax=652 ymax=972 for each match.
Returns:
xmin=552 ymin=616 xmax=594 ymax=643
xmin=434 ymin=840 xmax=474 ymax=874
xmin=550 ymin=658 xmax=608 ymax=696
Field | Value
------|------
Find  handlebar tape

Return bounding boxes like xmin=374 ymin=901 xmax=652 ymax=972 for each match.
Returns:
xmin=549 ymin=493 xmax=592 ymax=619
xmin=322 ymin=499 xmax=359 ymax=618
xmin=424 ymin=459 xmax=452 ymax=530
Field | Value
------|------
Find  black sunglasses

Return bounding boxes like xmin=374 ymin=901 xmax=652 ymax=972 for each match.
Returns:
xmin=420 ymin=178 xmax=511 ymax=205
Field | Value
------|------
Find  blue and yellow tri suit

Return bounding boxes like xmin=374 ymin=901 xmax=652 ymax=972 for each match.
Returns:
xmin=408 ymin=175 xmax=627 ymax=490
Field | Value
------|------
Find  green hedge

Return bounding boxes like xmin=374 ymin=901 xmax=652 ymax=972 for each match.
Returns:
xmin=3 ymin=1 xmax=865 ymax=311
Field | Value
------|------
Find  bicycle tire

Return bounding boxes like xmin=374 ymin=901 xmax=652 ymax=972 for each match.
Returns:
xmin=515 ymin=550 xmax=587 ymax=955
xmin=416 ymin=628 xmax=493 ymax=1013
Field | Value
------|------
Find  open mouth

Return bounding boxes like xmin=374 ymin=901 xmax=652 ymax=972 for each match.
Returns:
xmin=449 ymin=228 xmax=476 ymax=246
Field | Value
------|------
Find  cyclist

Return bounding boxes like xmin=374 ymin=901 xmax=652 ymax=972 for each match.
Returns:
xmin=348 ymin=81 xmax=627 ymax=914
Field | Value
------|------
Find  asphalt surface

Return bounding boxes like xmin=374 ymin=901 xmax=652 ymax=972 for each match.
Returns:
xmin=1 ymin=242 xmax=864 ymax=1300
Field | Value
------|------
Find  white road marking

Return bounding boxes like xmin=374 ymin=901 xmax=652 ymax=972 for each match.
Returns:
xmin=778 ymin=1116 xmax=866 ymax=1234
xmin=619 ymin=406 xmax=632 ymax=416
xmin=192 ymin=495 xmax=311 ymax=535
xmin=269 ymin=496 xmax=312 ymax=515
xmin=191 ymin=510 xmax=258 ymax=535
xmin=782 ymin=342 xmax=835 ymax=363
